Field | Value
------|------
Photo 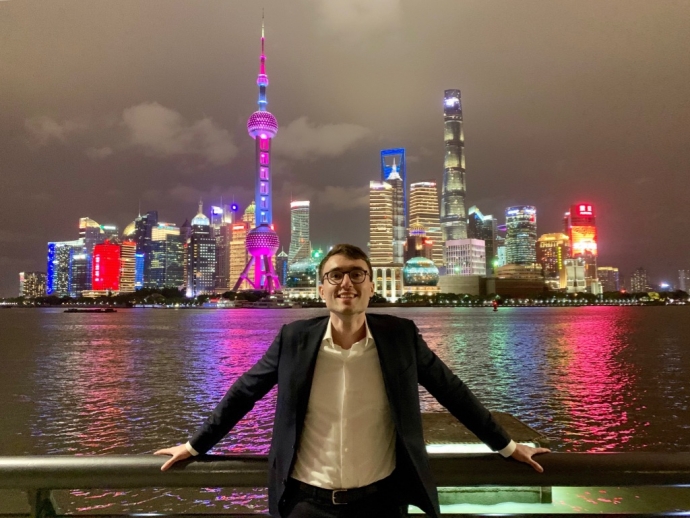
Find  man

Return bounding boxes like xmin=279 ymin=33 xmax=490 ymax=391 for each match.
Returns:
xmin=156 ymin=244 xmax=549 ymax=517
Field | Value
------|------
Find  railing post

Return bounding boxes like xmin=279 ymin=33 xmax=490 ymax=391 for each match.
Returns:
xmin=27 ymin=489 xmax=58 ymax=518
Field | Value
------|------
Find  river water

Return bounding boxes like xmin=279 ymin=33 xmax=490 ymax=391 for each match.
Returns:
xmin=1 ymin=306 xmax=689 ymax=513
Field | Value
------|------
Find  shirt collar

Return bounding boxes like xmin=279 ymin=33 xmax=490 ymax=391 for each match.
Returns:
xmin=323 ymin=316 xmax=373 ymax=348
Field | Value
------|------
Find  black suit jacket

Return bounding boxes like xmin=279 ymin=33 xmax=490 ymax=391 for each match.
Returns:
xmin=189 ymin=313 xmax=512 ymax=517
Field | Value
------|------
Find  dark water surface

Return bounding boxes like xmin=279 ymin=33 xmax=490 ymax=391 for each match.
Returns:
xmin=1 ymin=306 xmax=689 ymax=513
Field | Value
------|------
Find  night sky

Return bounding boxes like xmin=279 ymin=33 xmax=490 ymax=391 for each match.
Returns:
xmin=2 ymin=1 xmax=689 ymax=297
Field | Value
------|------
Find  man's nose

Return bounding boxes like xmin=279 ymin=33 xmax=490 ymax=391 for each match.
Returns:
xmin=340 ymin=273 xmax=354 ymax=288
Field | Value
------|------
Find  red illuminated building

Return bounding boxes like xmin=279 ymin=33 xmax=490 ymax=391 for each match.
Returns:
xmin=563 ymin=203 xmax=599 ymax=291
xmin=92 ymin=242 xmax=121 ymax=291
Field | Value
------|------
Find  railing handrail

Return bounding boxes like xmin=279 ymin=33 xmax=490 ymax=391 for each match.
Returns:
xmin=2 ymin=452 xmax=690 ymax=490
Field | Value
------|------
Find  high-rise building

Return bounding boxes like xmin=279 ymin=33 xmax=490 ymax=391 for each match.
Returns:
xmin=19 ymin=272 xmax=46 ymax=298
xmin=186 ymin=203 xmax=216 ymax=297
xmin=679 ymin=270 xmax=690 ymax=293
xmin=150 ymin=223 xmax=185 ymax=289
xmin=119 ymin=241 xmax=137 ymax=294
xmin=214 ymin=222 xmax=232 ymax=291
xmin=369 ymin=181 xmax=394 ymax=266
xmin=441 ymin=89 xmax=467 ymax=242
xmin=288 ymin=201 xmax=311 ymax=265
xmin=598 ymin=266 xmax=620 ymax=292
xmin=445 ymin=239 xmax=486 ymax=276
xmin=133 ymin=210 xmax=159 ymax=288
xmin=135 ymin=252 xmax=145 ymax=289
xmin=276 ymin=249 xmax=288 ymax=287
xmin=92 ymin=242 xmax=121 ymax=293
xmin=69 ymin=251 xmax=90 ymax=297
xmin=467 ymin=206 xmax=498 ymax=274
xmin=495 ymin=224 xmax=507 ymax=267
xmin=536 ymin=233 xmax=570 ymax=290
xmin=630 ymin=267 xmax=649 ymax=293
xmin=409 ymin=182 xmax=443 ymax=267
xmin=46 ymin=239 xmax=83 ymax=296
xmin=564 ymin=203 xmax=598 ymax=290
xmin=235 ymin=19 xmax=281 ymax=293
xmin=404 ymin=223 xmax=433 ymax=262
xmin=381 ymin=150 xmax=406 ymax=264
xmin=564 ymin=257 xmax=587 ymax=293
xmin=505 ymin=206 xmax=537 ymax=265
xmin=228 ymin=203 xmax=255 ymax=291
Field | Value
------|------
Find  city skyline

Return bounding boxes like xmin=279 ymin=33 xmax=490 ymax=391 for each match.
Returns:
xmin=3 ymin=1 xmax=690 ymax=296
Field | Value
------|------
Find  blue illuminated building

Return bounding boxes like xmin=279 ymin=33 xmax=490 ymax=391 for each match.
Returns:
xmin=380 ymin=148 xmax=407 ymax=225
xmin=135 ymin=253 xmax=145 ymax=290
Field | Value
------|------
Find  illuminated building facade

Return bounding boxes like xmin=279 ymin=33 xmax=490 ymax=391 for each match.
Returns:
xmin=505 ymin=206 xmax=537 ymax=265
xmin=150 ymin=224 xmax=185 ymax=289
xmin=135 ymin=253 xmax=145 ymax=289
xmin=445 ymin=239 xmax=486 ymax=276
xmin=441 ymin=89 xmax=468 ymax=242
xmin=564 ymin=203 xmax=598 ymax=290
xmin=598 ymin=266 xmax=620 ymax=292
xmin=119 ymin=241 xmax=136 ymax=293
xmin=288 ymin=201 xmax=311 ymax=265
xmin=630 ymin=267 xmax=649 ymax=293
xmin=536 ymin=233 xmax=570 ymax=290
xmin=564 ymin=258 xmax=586 ymax=293
xmin=19 ymin=272 xmax=46 ymax=298
xmin=133 ymin=210 xmax=158 ymax=288
xmin=679 ymin=270 xmax=690 ymax=293
xmin=276 ymin=249 xmax=288 ymax=287
xmin=69 ymin=251 xmax=90 ymax=297
xmin=381 ymin=150 xmax=406 ymax=264
xmin=409 ymin=182 xmax=443 ymax=267
xmin=467 ymin=206 xmax=497 ymax=274
xmin=234 ymin=19 xmax=281 ymax=293
xmin=186 ymin=204 xmax=216 ymax=297
xmin=372 ymin=266 xmax=404 ymax=302
xmin=46 ymin=239 xmax=83 ymax=296
xmin=92 ymin=242 xmax=121 ymax=292
xmin=404 ymin=223 xmax=433 ymax=262
xmin=369 ymin=181 xmax=394 ymax=266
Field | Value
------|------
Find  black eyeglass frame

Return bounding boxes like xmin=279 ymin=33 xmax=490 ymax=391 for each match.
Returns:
xmin=321 ymin=268 xmax=371 ymax=285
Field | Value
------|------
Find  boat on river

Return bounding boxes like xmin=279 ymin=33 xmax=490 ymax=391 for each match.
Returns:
xmin=64 ymin=308 xmax=117 ymax=313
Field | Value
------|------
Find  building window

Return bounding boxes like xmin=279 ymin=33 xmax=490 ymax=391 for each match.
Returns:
xmin=260 ymin=182 xmax=268 ymax=194
xmin=260 ymin=153 xmax=269 ymax=165
xmin=259 ymin=138 xmax=270 ymax=151
xmin=260 ymin=167 xmax=269 ymax=180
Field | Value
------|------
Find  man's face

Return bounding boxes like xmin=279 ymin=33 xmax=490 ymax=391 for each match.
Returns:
xmin=318 ymin=254 xmax=374 ymax=316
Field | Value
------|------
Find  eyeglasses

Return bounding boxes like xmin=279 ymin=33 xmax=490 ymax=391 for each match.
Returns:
xmin=322 ymin=269 xmax=369 ymax=285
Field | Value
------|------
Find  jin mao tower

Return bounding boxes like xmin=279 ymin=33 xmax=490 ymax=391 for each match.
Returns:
xmin=234 ymin=17 xmax=281 ymax=293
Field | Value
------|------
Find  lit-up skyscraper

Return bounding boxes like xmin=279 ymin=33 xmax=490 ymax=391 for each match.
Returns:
xmin=630 ymin=267 xmax=649 ymax=293
xmin=409 ymin=182 xmax=443 ymax=267
xmin=678 ymin=270 xmax=690 ymax=293
xmin=381 ymin=150 xmax=406 ymax=264
xmin=564 ymin=203 xmax=598 ymax=289
xmin=234 ymin=18 xmax=281 ymax=293
xmin=288 ymin=201 xmax=311 ymax=265
xmin=19 ymin=272 xmax=46 ymax=298
xmin=187 ymin=203 xmax=216 ymax=297
xmin=467 ymin=206 xmax=498 ymax=274
xmin=505 ymin=206 xmax=537 ymax=265
xmin=369 ymin=181 xmax=394 ymax=266
xmin=46 ymin=239 xmax=83 ymax=296
xmin=536 ymin=233 xmax=570 ymax=290
xmin=441 ymin=89 xmax=467 ymax=242
xmin=150 ymin=223 xmax=185 ymax=289
xmin=598 ymin=266 xmax=620 ymax=292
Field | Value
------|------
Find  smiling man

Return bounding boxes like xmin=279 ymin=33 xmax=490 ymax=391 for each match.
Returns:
xmin=155 ymin=243 xmax=549 ymax=518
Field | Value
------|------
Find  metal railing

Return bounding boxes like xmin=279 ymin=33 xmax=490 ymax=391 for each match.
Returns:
xmin=1 ymin=453 xmax=690 ymax=517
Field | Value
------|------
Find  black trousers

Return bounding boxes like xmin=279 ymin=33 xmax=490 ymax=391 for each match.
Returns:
xmin=281 ymin=479 xmax=409 ymax=518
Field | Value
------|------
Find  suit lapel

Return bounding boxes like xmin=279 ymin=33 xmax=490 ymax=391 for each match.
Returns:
xmin=294 ymin=317 xmax=329 ymax=439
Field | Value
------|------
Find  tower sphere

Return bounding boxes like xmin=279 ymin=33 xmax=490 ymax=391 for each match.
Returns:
xmin=246 ymin=224 xmax=280 ymax=256
xmin=247 ymin=111 xmax=278 ymax=139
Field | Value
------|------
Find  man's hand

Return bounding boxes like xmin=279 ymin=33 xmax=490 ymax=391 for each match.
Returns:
xmin=154 ymin=444 xmax=192 ymax=471
xmin=510 ymin=443 xmax=551 ymax=472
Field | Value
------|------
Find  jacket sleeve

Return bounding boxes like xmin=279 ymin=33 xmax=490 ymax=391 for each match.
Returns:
xmin=413 ymin=323 xmax=512 ymax=452
xmin=188 ymin=325 xmax=284 ymax=454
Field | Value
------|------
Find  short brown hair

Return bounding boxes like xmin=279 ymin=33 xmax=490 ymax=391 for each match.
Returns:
xmin=318 ymin=244 xmax=373 ymax=280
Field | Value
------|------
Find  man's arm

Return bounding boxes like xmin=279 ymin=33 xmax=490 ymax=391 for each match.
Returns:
xmin=412 ymin=324 xmax=549 ymax=471
xmin=155 ymin=325 xmax=284 ymax=470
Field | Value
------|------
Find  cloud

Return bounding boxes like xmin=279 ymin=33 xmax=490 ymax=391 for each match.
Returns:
xmin=273 ymin=117 xmax=372 ymax=161
xmin=310 ymin=0 xmax=402 ymax=41
xmin=85 ymin=146 xmax=113 ymax=160
xmin=24 ymin=116 xmax=87 ymax=145
xmin=122 ymin=102 xmax=238 ymax=165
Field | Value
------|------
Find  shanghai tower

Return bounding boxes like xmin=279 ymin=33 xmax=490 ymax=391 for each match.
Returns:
xmin=440 ymin=89 xmax=468 ymax=241
xmin=233 ymin=16 xmax=281 ymax=293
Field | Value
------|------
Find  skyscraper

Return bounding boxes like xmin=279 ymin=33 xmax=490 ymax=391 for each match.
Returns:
xmin=505 ymin=206 xmax=537 ymax=265
xmin=229 ymin=203 xmax=255 ymax=291
xmin=409 ymin=182 xmax=443 ymax=267
xmin=92 ymin=241 xmax=121 ymax=293
xmin=150 ymin=223 xmax=185 ymax=289
xmin=564 ymin=203 xmax=598 ymax=290
xmin=598 ymin=266 xmax=620 ymax=292
xmin=234 ymin=18 xmax=281 ymax=293
xmin=369 ymin=181 xmax=394 ymax=266
xmin=46 ymin=239 xmax=83 ymax=296
xmin=186 ymin=203 xmax=216 ymax=297
xmin=445 ymin=239 xmax=486 ymax=276
xmin=630 ymin=267 xmax=649 ymax=293
xmin=288 ymin=201 xmax=311 ymax=265
xmin=381 ymin=150 xmax=406 ymax=264
xmin=133 ymin=210 xmax=158 ymax=288
xmin=467 ymin=206 xmax=498 ymax=274
xmin=678 ymin=270 xmax=690 ymax=293
xmin=536 ymin=233 xmax=570 ymax=290
xmin=275 ymin=249 xmax=288 ymax=287
xmin=441 ymin=89 xmax=467 ymax=242
xmin=19 ymin=272 xmax=46 ymax=298
xmin=404 ymin=223 xmax=433 ymax=262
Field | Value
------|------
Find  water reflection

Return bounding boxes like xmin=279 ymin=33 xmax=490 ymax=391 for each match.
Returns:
xmin=0 ymin=306 xmax=687 ymax=514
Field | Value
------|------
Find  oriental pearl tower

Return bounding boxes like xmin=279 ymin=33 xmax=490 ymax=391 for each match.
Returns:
xmin=233 ymin=17 xmax=281 ymax=293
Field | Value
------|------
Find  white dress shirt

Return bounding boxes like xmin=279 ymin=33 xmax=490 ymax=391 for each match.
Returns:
xmin=291 ymin=318 xmax=396 ymax=489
